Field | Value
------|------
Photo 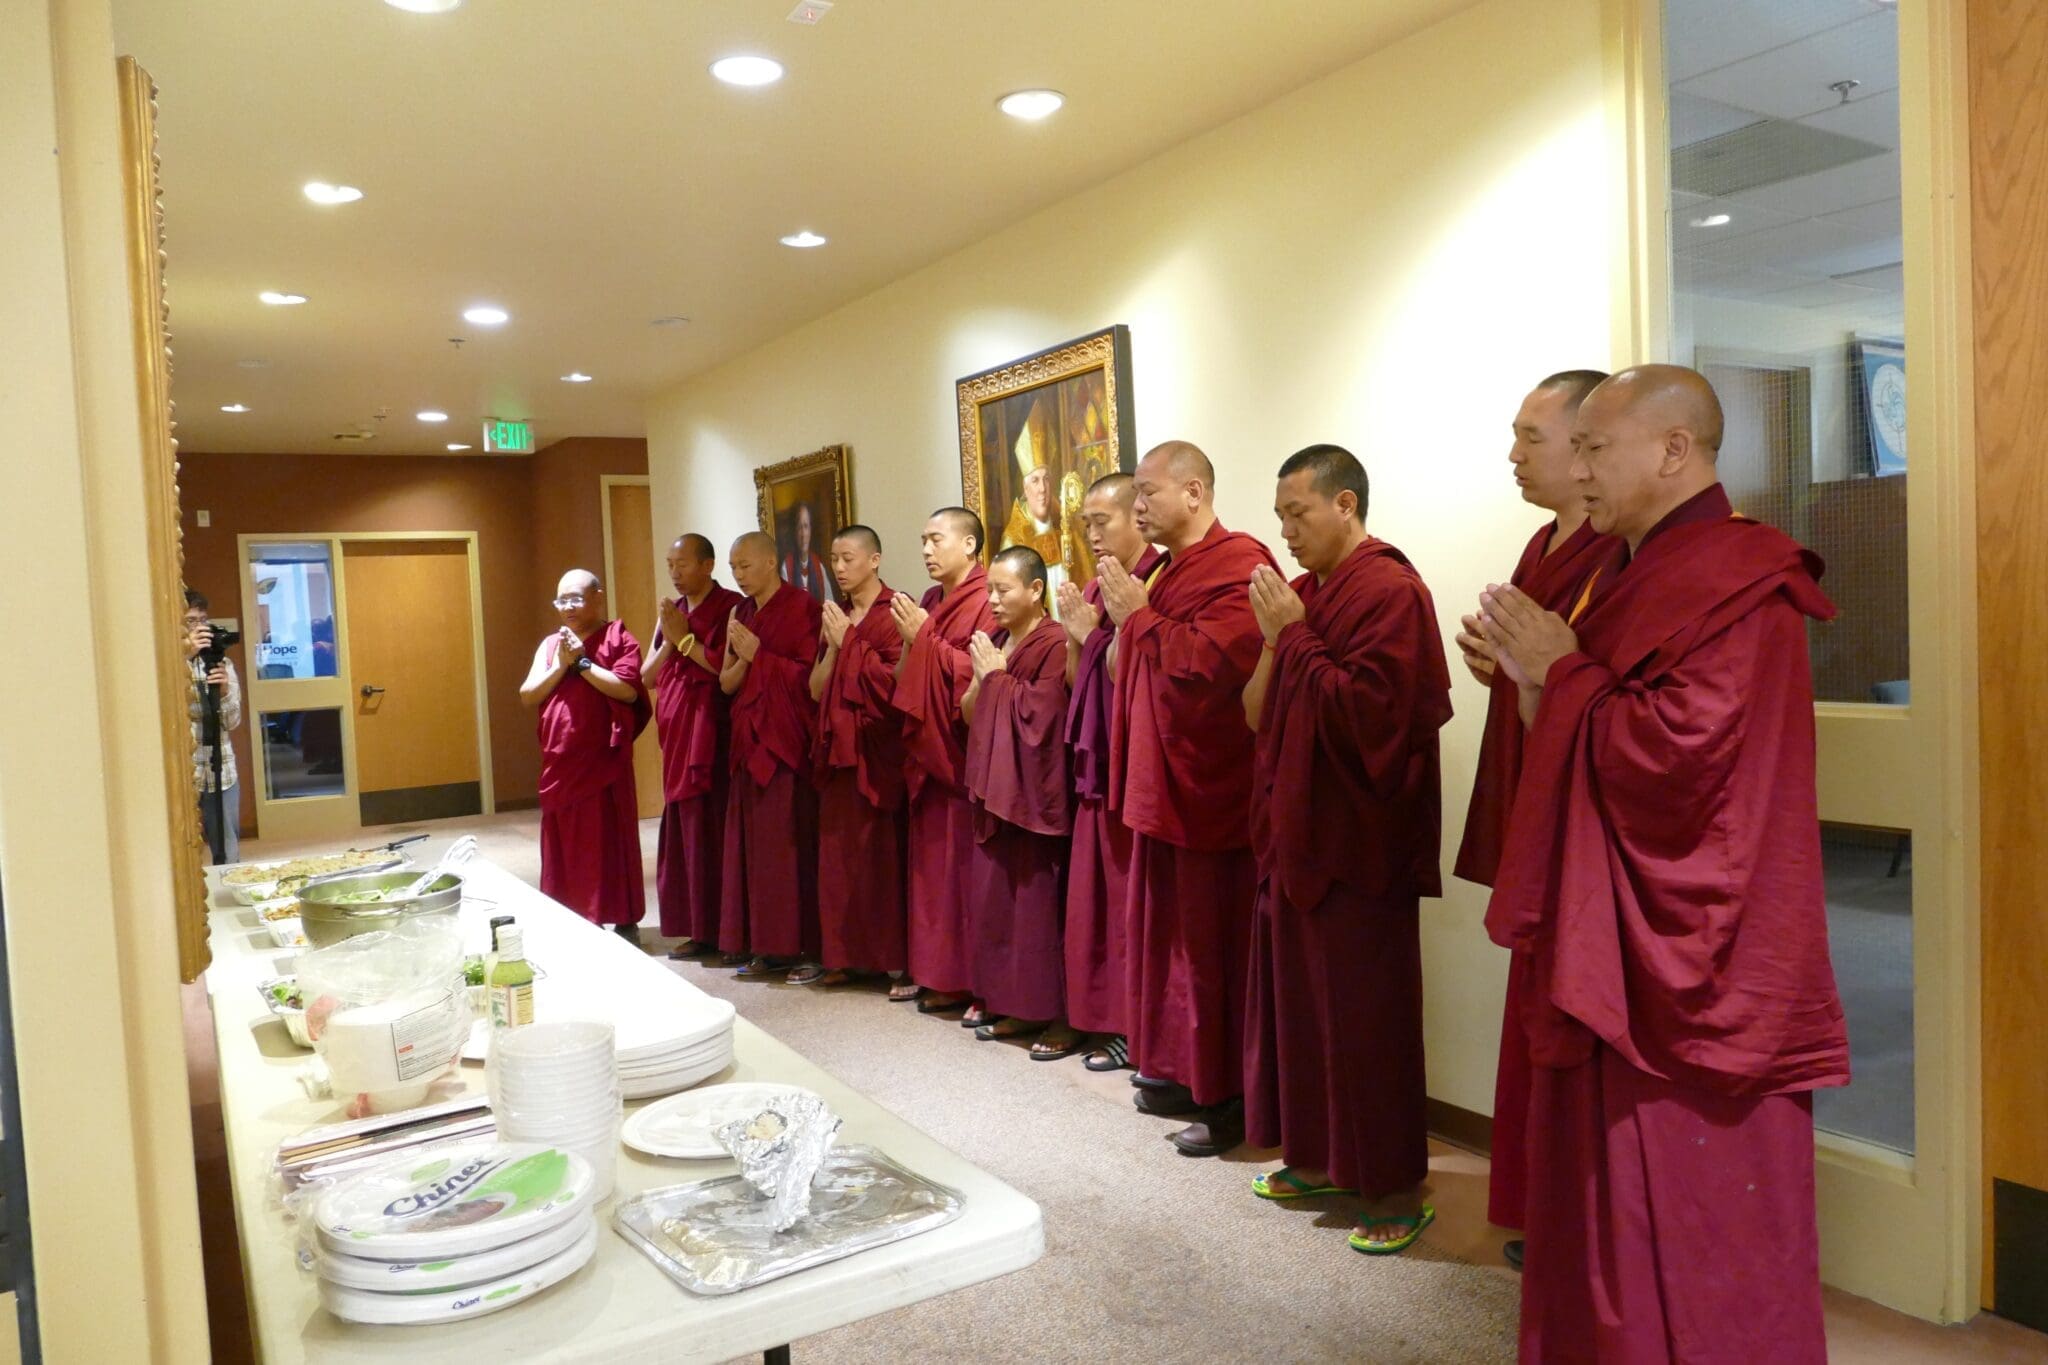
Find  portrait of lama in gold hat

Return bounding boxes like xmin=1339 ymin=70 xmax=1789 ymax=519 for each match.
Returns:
xmin=956 ymin=326 xmax=1136 ymax=617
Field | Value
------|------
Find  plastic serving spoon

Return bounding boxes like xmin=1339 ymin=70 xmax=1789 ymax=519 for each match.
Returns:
xmin=395 ymin=834 xmax=479 ymax=899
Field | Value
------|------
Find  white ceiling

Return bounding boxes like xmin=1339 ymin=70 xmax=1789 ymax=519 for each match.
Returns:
xmin=113 ymin=0 xmax=1479 ymax=456
xmin=1667 ymin=0 xmax=1904 ymax=333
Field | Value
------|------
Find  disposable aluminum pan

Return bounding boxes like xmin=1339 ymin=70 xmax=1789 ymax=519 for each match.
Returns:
xmin=612 ymin=1145 xmax=963 ymax=1296
xmin=296 ymin=869 xmax=463 ymax=948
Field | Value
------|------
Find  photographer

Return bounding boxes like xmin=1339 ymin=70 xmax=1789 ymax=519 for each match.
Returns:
xmin=184 ymin=588 xmax=243 ymax=864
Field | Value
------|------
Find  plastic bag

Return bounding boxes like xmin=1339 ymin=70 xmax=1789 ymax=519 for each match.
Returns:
xmin=298 ymin=922 xmax=470 ymax=1119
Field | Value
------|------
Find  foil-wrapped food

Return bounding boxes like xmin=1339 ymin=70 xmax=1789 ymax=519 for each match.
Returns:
xmin=713 ymin=1093 xmax=842 ymax=1232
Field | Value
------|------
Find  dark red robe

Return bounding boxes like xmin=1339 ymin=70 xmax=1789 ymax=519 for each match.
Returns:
xmin=1063 ymin=546 xmax=1164 ymax=1036
xmin=892 ymin=567 xmax=996 ymax=993
xmin=717 ymin=585 xmax=824 ymax=959
xmin=813 ymin=587 xmax=909 ymax=972
xmin=1243 ymin=540 xmax=1452 ymax=1196
xmin=964 ymin=620 xmax=1073 ymax=1020
xmin=653 ymin=584 xmax=744 ymax=944
xmin=1109 ymin=521 xmax=1277 ymax=1105
xmin=1487 ymin=485 xmax=1848 ymax=1364
xmin=1453 ymin=518 xmax=1617 ymax=1229
xmin=537 ymin=619 xmax=650 ymax=926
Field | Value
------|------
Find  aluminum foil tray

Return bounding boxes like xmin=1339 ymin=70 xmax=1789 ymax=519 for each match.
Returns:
xmin=611 ymin=1145 xmax=963 ymax=1296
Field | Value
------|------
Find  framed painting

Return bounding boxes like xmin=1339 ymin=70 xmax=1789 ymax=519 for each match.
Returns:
xmin=955 ymin=326 xmax=1136 ymax=603
xmin=754 ymin=443 xmax=854 ymax=604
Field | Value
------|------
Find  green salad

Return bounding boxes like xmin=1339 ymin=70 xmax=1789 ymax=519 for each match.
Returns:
xmin=267 ymin=980 xmax=304 ymax=1011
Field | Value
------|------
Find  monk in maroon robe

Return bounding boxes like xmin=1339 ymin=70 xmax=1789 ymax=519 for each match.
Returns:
xmin=1241 ymin=445 xmax=1453 ymax=1253
xmin=1103 ymin=441 xmax=1278 ymax=1156
xmin=800 ymin=525 xmax=909 ymax=989
xmin=521 ymin=570 xmax=651 ymax=936
xmin=1056 ymin=473 xmax=1164 ymax=1071
xmin=718 ymin=531 xmax=824 ymax=974
xmin=648 ymin=534 xmax=745 ymax=959
xmin=891 ymin=508 xmax=997 ymax=1015
xmin=1481 ymin=365 xmax=1848 ymax=1363
xmin=962 ymin=547 xmax=1079 ymax=1057
xmin=1449 ymin=371 xmax=1618 ymax=1255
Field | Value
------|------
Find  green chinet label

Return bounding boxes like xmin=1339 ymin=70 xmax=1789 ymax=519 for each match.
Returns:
xmin=471 ymin=1148 xmax=571 ymax=1214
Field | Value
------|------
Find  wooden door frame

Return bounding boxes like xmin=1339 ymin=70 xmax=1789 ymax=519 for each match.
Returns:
xmin=236 ymin=530 xmax=495 ymax=837
xmin=1618 ymin=0 xmax=1982 ymax=1321
xmin=599 ymin=474 xmax=654 ymax=613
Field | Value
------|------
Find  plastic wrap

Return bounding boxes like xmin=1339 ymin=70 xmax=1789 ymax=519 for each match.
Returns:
xmin=296 ymin=922 xmax=469 ymax=1118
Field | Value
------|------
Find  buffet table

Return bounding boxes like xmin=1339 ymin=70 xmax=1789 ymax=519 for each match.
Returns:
xmin=203 ymin=841 xmax=1044 ymax=1363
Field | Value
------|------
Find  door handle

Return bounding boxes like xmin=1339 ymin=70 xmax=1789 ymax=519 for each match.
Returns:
xmin=360 ymin=684 xmax=386 ymax=699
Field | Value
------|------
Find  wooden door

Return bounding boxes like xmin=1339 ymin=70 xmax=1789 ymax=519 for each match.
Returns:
xmin=605 ymin=480 xmax=664 ymax=819
xmin=341 ymin=540 xmax=483 ymax=826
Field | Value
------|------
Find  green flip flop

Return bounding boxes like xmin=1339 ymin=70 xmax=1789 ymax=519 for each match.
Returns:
xmin=1348 ymin=1205 xmax=1435 ymax=1255
xmin=1252 ymin=1167 xmax=1358 ymax=1201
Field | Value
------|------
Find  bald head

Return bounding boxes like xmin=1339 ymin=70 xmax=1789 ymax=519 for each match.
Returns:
xmin=1080 ymin=470 xmax=1146 ymax=569
xmin=1570 ymin=364 xmax=1725 ymax=548
xmin=553 ymin=569 xmax=604 ymax=634
xmin=673 ymin=533 xmax=715 ymax=561
xmin=728 ymin=531 xmax=779 ymax=600
xmin=829 ymin=524 xmax=884 ymax=599
xmin=920 ymin=508 xmax=981 ymax=588
xmin=1132 ymin=440 xmax=1217 ymax=553
xmin=667 ymin=534 xmax=716 ymax=599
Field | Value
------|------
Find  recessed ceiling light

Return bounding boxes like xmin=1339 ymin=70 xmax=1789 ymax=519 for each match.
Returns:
xmin=303 ymin=182 xmax=363 ymax=205
xmin=561 ymin=372 xmax=594 ymax=383
xmin=997 ymin=89 xmax=1065 ymax=122
xmin=258 ymin=290 xmax=307 ymax=306
xmin=238 ymin=358 xmax=269 ymax=369
xmin=417 ymin=410 xmax=448 ymax=423
xmin=446 ymin=442 xmax=472 ymax=451
xmin=462 ymin=305 xmax=509 ymax=326
xmin=651 ymin=315 xmax=690 ymax=328
xmin=780 ymin=230 xmax=827 ymax=249
xmin=220 ymin=404 xmax=250 ymax=414
xmin=385 ymin=0 xmax=463 ymax=11
xmin=1691 ymin=213 xmax=1732 ymax=228
xmin=711 ymin=55 xmax=784 ymax=87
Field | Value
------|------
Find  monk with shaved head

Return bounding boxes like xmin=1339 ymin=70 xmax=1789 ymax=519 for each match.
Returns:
xmin=521 ymin=568 xmax=651 ymax=936
xmin=1480 ymin=364 xmax=1846 ymax=1361
xmin=1055 ymin=472 xmax=1163 ymax=1070
xmin=718 ymin=529 xmax=824 ymax=975
xmin=648 ymin=533 xmax=745 ymax=957
xmin=891 ymin=507 xmax=997 ymax=1013
xmin=1103 ymin=440 xmax=1278 ymax=1154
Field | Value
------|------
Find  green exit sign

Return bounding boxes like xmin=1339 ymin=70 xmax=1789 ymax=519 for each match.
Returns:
xmin=483 ymin=419 xmax=534 ymax=454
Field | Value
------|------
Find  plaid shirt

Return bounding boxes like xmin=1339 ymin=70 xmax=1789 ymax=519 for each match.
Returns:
xmin=188 ymin=655 xmax=242 ymax=793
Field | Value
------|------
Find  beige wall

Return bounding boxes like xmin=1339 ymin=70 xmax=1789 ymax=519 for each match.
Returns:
xmin=0 ymin=0 xmax=209 ymax=1358
xmin=647 ymin=0 xmax=1620 ymax=1114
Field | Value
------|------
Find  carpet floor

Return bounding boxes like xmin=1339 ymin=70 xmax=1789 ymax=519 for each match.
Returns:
xmin=194 ymin=810 xmax=2046 ymax=1364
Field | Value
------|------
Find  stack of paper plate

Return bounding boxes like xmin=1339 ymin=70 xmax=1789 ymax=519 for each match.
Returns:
xmin=309 ymin=1141 xmax=598 ymax=1326
xmin=465 ymin=990 xmax=735 ymax=1101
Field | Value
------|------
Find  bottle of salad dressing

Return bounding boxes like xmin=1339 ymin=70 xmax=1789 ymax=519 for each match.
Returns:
xmin=488 ymin=922 xmax=535 ymax=1029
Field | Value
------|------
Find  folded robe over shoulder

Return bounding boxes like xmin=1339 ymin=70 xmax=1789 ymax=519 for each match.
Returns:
xmin=1486 ymin=484 xmax=1850 ymax=1097
xmin=814 ymin=585 xmax=907 ymax=809
xmin=654 ymin=584 xmax=744 ymax=804
xmin=538 ymin=619 xmax=650 ymax=925
xmin=1109 ymin=521 xmax=1277 ymax=848
xmin=727 ymin=586 xmax=823 ymax=789
xmin=813 ymin=588 xmax=909 ymax=972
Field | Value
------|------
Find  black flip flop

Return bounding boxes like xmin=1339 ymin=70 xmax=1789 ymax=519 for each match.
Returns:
xmin=917 ymin=993 xmax=969 ymax=1014
xmin=1084 ymin=1037 xmax=1130 ymax=1071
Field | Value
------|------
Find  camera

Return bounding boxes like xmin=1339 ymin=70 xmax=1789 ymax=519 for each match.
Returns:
xmin=198 ymin=624 xmax=242 ymax=671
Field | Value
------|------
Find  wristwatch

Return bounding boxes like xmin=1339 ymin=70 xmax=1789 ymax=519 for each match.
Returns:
xmin=575 ymin=657 xmax=595 ymax=673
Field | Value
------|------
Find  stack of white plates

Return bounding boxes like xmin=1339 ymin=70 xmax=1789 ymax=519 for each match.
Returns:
xmin=487 ymin=1023 xmax=622 ymax=1202
xmin=309 ymin=1141 xmax=598 ymax=1326
xmin=465 ymin=991 xmax=736 ymax=1102
xmin=616 ymin=1007 xmax=735 ymax=1100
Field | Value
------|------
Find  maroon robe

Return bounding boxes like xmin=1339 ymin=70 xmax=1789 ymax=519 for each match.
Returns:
xmin=718 ymin=585 xmax=824 ymax=958
xmin=537 ymin=619 xmax=650 ymax=926
xmin=653 ymin=584 xmax=744 ymax=943
xmin=1063 ymin=545 xmax=1164 ymax=1035
xmin=1109 ymin=521 xmax=1278 ymax=1105
xmin=892 ymin=567 xmax=996 ymax=993
xmin=964 ymin=620 xmax=1073 ymax=1020
xmin=813 ymin=587 xmax=909 ymax=972
xmin=1453 ymin=518 xmax=1617 ymax=1229
xmin=1243 ymin=540 xmax=1452 ymax=1196
xmin=1487 ymin=485 xmax=1848 ymax=1363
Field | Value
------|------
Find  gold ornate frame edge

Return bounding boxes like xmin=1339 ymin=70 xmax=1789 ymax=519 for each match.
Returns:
xmin=753 ymin=443 xmax=857 ymax=537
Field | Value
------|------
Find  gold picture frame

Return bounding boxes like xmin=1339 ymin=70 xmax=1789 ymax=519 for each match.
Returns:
xmin=955 ymin=326 xmax=1137 ymax=596
xmin=118 ymin=57 xmax=211 ymax=983
xmin=753 ymin=444 xmax=856 ymax=605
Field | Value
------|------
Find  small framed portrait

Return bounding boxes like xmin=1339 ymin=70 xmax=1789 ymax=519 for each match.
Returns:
xmin=754 ymin=444 xmax=855 ymax=604
xmin=955 ymin=326 xmax=1137 ymax=604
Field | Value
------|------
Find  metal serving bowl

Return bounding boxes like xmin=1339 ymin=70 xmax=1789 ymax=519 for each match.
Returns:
xmin=295 ymin=869 xmax=464 ymax=948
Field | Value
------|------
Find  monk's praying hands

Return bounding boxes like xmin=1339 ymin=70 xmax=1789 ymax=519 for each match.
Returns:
xmin=820 ymin=599 xmax=851 ymax=650
xmin=1477 ymin=583 xmax=1576 ymax=688
xmin=969 ymin=631 xmax=1006 ymax=682
xmin=891 ymin=591 xmax=929 ymax=645
xmin=1455 ymin=613 xmax=1497 ymax=686
xmin=1097 ymin=555 xmax=1148 ymax=626
xmin=1057 ymin=581 xmax=1097 ymax=645
xmin=557 ymin=626 xmax=585 ymax=664
xmin=1247 ymin=565 xmax=1305 ymax=645
xmin=727 ymin=611 xmax=760 ymax=663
